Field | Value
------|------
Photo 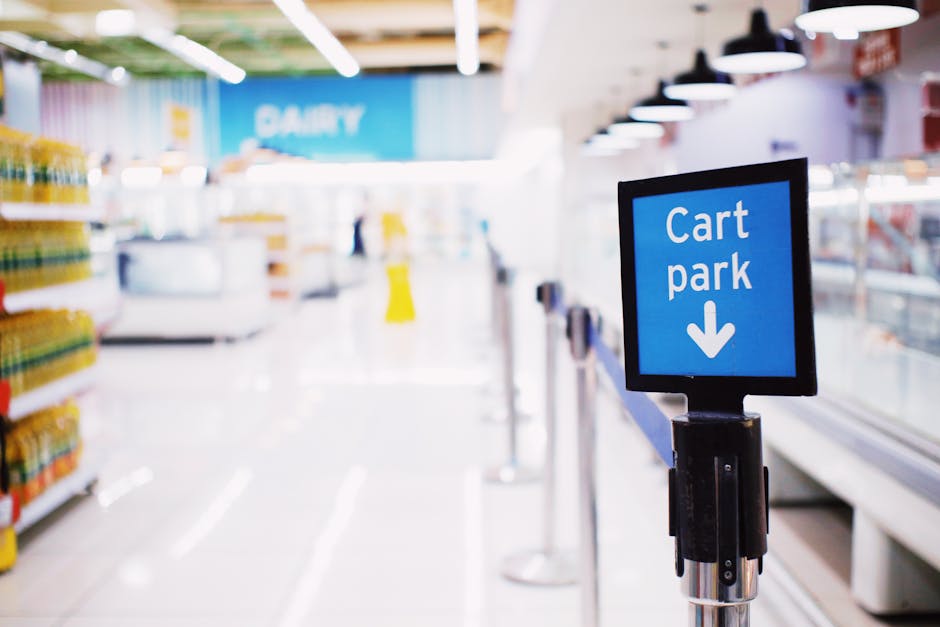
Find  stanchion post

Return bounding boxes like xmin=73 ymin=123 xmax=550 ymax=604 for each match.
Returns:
xmin=501 ymin=282 xmax=577 ymax=585
xmin=671 ymin=403 xmax=766 ymax=627
xmin=484 ymin=267 xmax=539 ymax=485
xmin=569 ymin=306 xmax=599 ymax=627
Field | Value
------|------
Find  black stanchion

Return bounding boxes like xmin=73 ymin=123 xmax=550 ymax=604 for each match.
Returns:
xmin=670 ymin=400 xmax=767 ymax=626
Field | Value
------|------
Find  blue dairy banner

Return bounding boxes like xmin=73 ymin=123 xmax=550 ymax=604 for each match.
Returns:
xmin=218 ymin=76 xmax=414 ymax=160
xmin=632 ymin=181 xmax=796 ymax=377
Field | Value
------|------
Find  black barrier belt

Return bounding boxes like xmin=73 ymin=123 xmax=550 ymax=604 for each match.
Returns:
xmin=592 ymin=335 xmax=674 ymax=468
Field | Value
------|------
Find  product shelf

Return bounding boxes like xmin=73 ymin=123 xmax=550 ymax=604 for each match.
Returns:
xmin=4 ymin=366 xmax=97 ymax=421
xmin=0 ymin=202 xmax=103 ymax=223
xmin=14 ymin=460 xmax=98 ymax=533
xmin=2 ymin=277 xmax=121 ymax=319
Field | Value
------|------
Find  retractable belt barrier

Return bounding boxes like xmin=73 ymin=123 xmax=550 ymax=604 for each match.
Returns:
xmin=591 ymin=336 xmax=674 ymax=468
xmin=552 ymin=297 xmax=673 ymax=468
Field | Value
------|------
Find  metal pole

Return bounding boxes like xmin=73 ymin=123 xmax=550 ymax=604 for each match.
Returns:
xmin=570 ymin=306 xmax=599 ymax=627
xmin=485 ymin=267 xmax=539 ymax=485
xmin=501 ymin=282 xmax=576 ymax=585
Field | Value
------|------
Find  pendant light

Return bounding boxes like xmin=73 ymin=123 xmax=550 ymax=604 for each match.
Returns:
xmin=588 ymin=129 xmax=640 ymax=151
xmin=666 ymin=5 xmax=735 ymax=101
xmin=607 ymin=71 xmax=667 ymax=138
xmin=795 ymin=1 xmax=919 ymax=33
xmin=607 ymin=115 xmax=666 ymax=139
xmin=631 ymin=80 xmax=694 ymax=122
xmin=713 ymin=8 xmax=806 ymax=75
xmin=630 ymin=43 xmax=695 ymax=123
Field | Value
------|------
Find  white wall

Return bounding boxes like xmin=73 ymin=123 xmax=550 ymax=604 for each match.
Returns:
xmin=675 ymin=73 xmax=856 ymax=172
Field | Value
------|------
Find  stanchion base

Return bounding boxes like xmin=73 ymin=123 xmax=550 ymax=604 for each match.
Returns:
xmin=482 ymin=409 xmax=531 ymax=425
xmin=483 ymin=464 xmax=541 ymax=484
xmin=500 ymin=549 xmax=578 ymax=586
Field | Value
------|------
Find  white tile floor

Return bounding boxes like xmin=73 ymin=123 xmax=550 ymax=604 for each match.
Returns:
xmin=0 ymin=260 xmax=802 ymax=625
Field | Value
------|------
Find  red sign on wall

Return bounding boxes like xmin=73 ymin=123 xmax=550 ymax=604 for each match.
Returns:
xmin=854 ymin=29 xmax=901 ymax=79
xmin=925 ymin=81 xmax=940 ymax=153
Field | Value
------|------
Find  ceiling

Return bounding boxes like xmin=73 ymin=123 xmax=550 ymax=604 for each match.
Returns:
xmin=0 ymin=0 xmax=514 ymax=78
xmin=502 ymin=0 xmax=809 ymax=136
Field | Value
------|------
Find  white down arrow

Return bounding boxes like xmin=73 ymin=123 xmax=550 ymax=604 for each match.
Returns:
xmin=687 ymin=300 xmax=735 ymax=359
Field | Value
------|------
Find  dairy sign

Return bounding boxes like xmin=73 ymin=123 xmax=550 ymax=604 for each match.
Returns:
xmin=218 ymin=76 xmax=414 ymax=160
xmin=618 ymin=159 xmax=816 ymax=401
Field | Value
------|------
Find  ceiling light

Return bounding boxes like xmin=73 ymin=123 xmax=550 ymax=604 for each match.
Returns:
xmin=453 ymin=0 xmax=480 ymax=75
xmin=581 ymin=143 xmax=621 ymax=158
xmin=630 ymin=81 xmax=694 ymax=122
xmin=142 ymin=29 xmax=246 ymax=84
xmin=607 ymin=116 xmax=665 ymax=139
xmin=0 ymin=31 xmax=130 ymax=86
xmin=589 ymin=132 xmax=640 ymax=150
xmin=665 ymin=49 xmax=736 ymax=101
xmin=833 ymin=27 xmax=860 ymax=40
xmin=96 ymin=9 xmax=137 ymax=37
xmin=795 ymin=1 xmax=919 ymax=33
xmin=272 ymin=0 xmax=359 ymax=77
xmin=713 ymin=9 xmax=807 ymax=74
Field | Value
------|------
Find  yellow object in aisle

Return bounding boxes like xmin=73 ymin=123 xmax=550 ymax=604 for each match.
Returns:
xmin=0 ymin=527 xmax=16 ymax=572
xmin=385 ymin=263 xmax=416 ymax=323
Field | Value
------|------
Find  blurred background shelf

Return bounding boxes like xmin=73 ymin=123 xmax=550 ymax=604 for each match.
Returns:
xmin=0 ymin=203 xmax=103 ymax=222
xmin=13 ymin=461 xmax=98 ymax=534
xmin=7 ymin=366 xmax=97 ymax=421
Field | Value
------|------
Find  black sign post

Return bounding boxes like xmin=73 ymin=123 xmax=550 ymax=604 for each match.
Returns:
xmin=618 ymin=159 xmax=817 ymax=625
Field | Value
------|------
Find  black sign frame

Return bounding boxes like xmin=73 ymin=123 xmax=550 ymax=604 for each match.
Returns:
xmin=618 ymin=158 xmax=817 ymax=411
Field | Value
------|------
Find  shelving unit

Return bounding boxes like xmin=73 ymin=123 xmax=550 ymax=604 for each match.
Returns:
xmin=2 ymin=277 xmax=120 ymax=320
xmin=13 ymin=460 xmax=98 ymax=533
xmin=0 ymin=195 xmax=103 ymax=567
xmin=5 ymin=367 xmax=97 ymax=421
xmin=0 ymin=202 xmax=104 ymax=223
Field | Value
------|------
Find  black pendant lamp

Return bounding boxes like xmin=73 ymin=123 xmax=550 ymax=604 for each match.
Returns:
xmin=713 ymin=8 xmax=806 ymax=75
xmin=630 ymin=80 xmax=694 ymax=123
xmin=588 ymin=127 xmax=639 ymax=150
xmin=796 ymin=1 xmax=919 ymax=33
xmin=665 ymin=49 xmax=736 ymax=101
xmin=607 ymin=114 xmax=665 ymax=139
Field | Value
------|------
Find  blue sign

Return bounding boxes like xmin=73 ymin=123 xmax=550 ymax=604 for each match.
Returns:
xmin=633 ymin=181 xmax=795 ymax=377
xmin=618 ymin=159 xmax=816 ymax=400
xmin=218 ymin=76 xmax=414 ymax=161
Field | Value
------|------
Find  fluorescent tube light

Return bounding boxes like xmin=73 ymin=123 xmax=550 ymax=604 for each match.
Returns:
xmin=453 ymin=0 xmax=480 ymax=76
xmin=142 ymin=29 xmax=246 ymax=84
xmin=0 ymin=31 xmax=130 ymax=86
xmin=272 ymin=0 xmax=359 ymax=77
xmin=96 ymin=9 xmax=137 ymax=37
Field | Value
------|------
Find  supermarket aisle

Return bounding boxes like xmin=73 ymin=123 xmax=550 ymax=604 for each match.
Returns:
xmin=0 ymin=260 xmax=794 ymax=626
